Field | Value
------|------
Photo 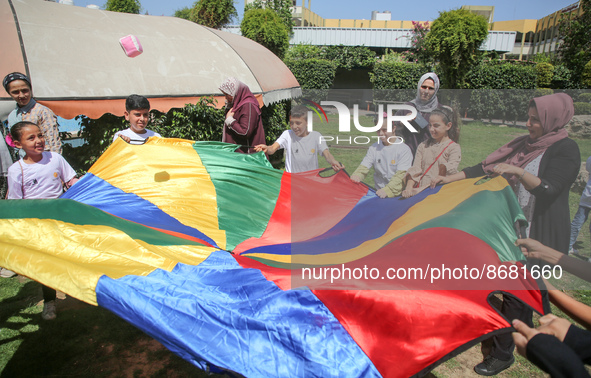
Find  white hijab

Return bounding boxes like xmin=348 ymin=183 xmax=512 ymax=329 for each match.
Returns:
xmin=410 ymin=72 xmax=440 ymax=113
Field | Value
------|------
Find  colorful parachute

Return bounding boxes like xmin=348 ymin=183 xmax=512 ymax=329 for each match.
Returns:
xmin=0 ymin=138 xmax=546 ymax=377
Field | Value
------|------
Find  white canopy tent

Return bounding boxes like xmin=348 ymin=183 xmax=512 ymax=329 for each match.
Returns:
xmin=0 ymin=0 xmax=301 ymax=120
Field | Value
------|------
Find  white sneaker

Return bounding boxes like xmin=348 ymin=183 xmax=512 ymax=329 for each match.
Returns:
xmin=569 ymin=249 xmax=580 ymax=256
xmin=0 ymin=268 xmax=16 ymax=278
xmin=42 ymin=300 xmax=57 ymax=320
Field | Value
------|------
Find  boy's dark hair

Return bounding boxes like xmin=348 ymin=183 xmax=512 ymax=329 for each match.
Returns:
xmin=290 ymin=105 xmax=308 ymax=119
xmin=10 ymin=121 xmax=39 ymax=142
xmin=126 ymin=94 xmax=150 ymax=112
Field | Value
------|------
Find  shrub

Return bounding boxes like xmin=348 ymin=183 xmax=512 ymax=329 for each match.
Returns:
xmin=578 ymin=93 xmax=591 ymax=103
xmin=552 ymin=65 xmax=574 ymax=89
xmin=465 ymin=62 xmax=537 ymax=89
xmin=370 ymin=61 xmax=431 ymax=102
xmin=535 ymin=62 xmax=554 ymax=88
xmin=284 ymin=58 xmax=337 ymax=90
xmin=284 ymin=58 xmax=337 ymax=102
xmin=463 ymin=63 xmax=537 ymax=123
xmin=285 ymin=44 xmax=322 ymax=61
xmin=321 ymin=45 xmax=377 ymax=70
xmin=286 ymin=45 xmax=376 ymax=70
xmin=583 ymin=60 xmax=591 ymax=89
xmin=534 ymin=88 xmax=554 ymax=97
xmin=381 ymin=49 xmax=409 ymax=63
xmin=574 ymin=102 xmax=591 ymax=115
xmin=151 ymin=97 xmax=224 ymax=141
xmin=260 ymin=101 xmax=289 ymax=146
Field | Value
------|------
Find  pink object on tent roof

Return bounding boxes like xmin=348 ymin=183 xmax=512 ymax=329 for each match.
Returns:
xmin=119 ymin=35 xmax=143 ymax=58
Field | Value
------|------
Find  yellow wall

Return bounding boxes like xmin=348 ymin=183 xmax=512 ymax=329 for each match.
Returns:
xmin=322 ymin=18 xmax=425 ymax=29
xmin=491 ymin=19 xmax=537 ymax=33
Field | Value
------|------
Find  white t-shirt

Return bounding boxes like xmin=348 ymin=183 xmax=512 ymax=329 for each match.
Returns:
xmin=360 ymin=140 xmax=413 ymax=189
xmin=7 ymin=151 xmax=76 ymax=199
xmin=112 ymin=128 xmax=161 ymax=144
xmin=276 ymin=130 xmax=328 ymax=173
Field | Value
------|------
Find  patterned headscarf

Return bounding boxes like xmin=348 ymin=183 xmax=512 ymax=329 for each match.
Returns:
xmin=3 ymin=72 xmax=31 ymax=92
xmin=410 ymin=72 xmax=440 ymax=113
xmin=219 ymin=77 xmax=240 ymax=98
xmin=219 ymin=77 xmax=260 ymax=114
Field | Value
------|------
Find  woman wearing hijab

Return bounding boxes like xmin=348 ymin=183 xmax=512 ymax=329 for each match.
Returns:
xmin=399 ymin=72 xmax=442 ymax=157
xmin=219 ymin=77 xmax=266 ymax=154
xmin=433 ymin=92 xmax=581 ymax=376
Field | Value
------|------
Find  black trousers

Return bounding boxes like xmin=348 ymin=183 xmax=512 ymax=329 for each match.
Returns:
xmin=490 ymin=294 xmax=533 ymax=361
xmin=42 ymin=285 xmax=56 ymax=302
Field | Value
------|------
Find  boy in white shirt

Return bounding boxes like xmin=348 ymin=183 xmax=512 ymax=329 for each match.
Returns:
xmin=255 ymin=106 xmax=343 ymax=173
xmin=112 ymin=94 xmax=161 ymax=144
xmin=350 ymin=113 xmax=413 ymax=197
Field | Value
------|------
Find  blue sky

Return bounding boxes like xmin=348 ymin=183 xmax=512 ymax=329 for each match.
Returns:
xmin=81 ymin=0 xmax=577 ymax=23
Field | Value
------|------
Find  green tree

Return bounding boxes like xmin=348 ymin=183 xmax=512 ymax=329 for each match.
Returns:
xmin=104 ymin=0 xmax=141 ymax=14
xmin=244 ymin=0 xmax=293 ymax=34
xmin=174 ymin=7 xmax=192 ymax=21
xmin=241 ymin=8 xmax=289 ymax=58
xmin=191 ymin=0 xmax=237 ymax=29
xmin=424 ymin=9 xmax=489 ymax=89
xmin=558 ymin=0 xmax=591 ymax=85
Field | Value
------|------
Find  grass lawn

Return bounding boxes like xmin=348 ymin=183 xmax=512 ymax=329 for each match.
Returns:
xmin=2 ymin=118 xmax=591 ymax=377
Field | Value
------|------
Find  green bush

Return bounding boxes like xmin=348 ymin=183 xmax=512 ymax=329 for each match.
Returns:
xmin=534 ymin=88 xmax=554 ymax=97
xmin=574 ymin=102 xmax=591 ymax=115
xmin=284 ymin=58 xmax=337 ymax=90
xmin=578 ymin=93 xmax=591 ymax=103
xmin=286 ymin=45 xmax=376 ymax=70
xmin=370 ymin=61 xmax=431 ymax=102
xmin=321 ymin=45 xmax=377 ymax=70
xmin=552 ymin=65 xmax=574 ymax=89
xmin=465 ymin=62 xmax=537 ymax=89
xmin=151 ymin=97 xmax=224 ymax=141
xmin=535 ymin=62 xmax=554 ymax=88
xmin=284 ymin=58 xmax=337 ymax=102
xmin=370 ymin=61 xmax=430 ymax=89
xmin=462 ymin=63 xmax=536 ymax=123
xmin=583 ymin=60 xmax=591 ymax=89
xmin=530 ymin=53 xmax=551 ymax=63
xmin=260 ymin=101 xmax=289 ymax=145
xmin=285 ymin=44 xmax=322 ymax=61
xmin=381 ymin=49 xmax=408 ymax=63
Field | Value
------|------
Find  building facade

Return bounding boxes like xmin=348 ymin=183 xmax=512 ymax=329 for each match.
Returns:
xmin=280 ymin=0 xmax=584 ymax=60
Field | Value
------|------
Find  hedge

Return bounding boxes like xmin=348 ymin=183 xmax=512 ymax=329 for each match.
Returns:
xmin=535 ymin=62 xmax=554 ymax=88
xmin=465 ymin=62 xmax=537 ymax=89
xmin=284 ymin=57 xmax=337 ymax=102
xmin=574 ymin=102 xmax=591 ymax=115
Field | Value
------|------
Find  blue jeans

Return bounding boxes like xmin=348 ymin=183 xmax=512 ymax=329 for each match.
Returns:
xmin=569 ymin=205 xmax=591 ymax=251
